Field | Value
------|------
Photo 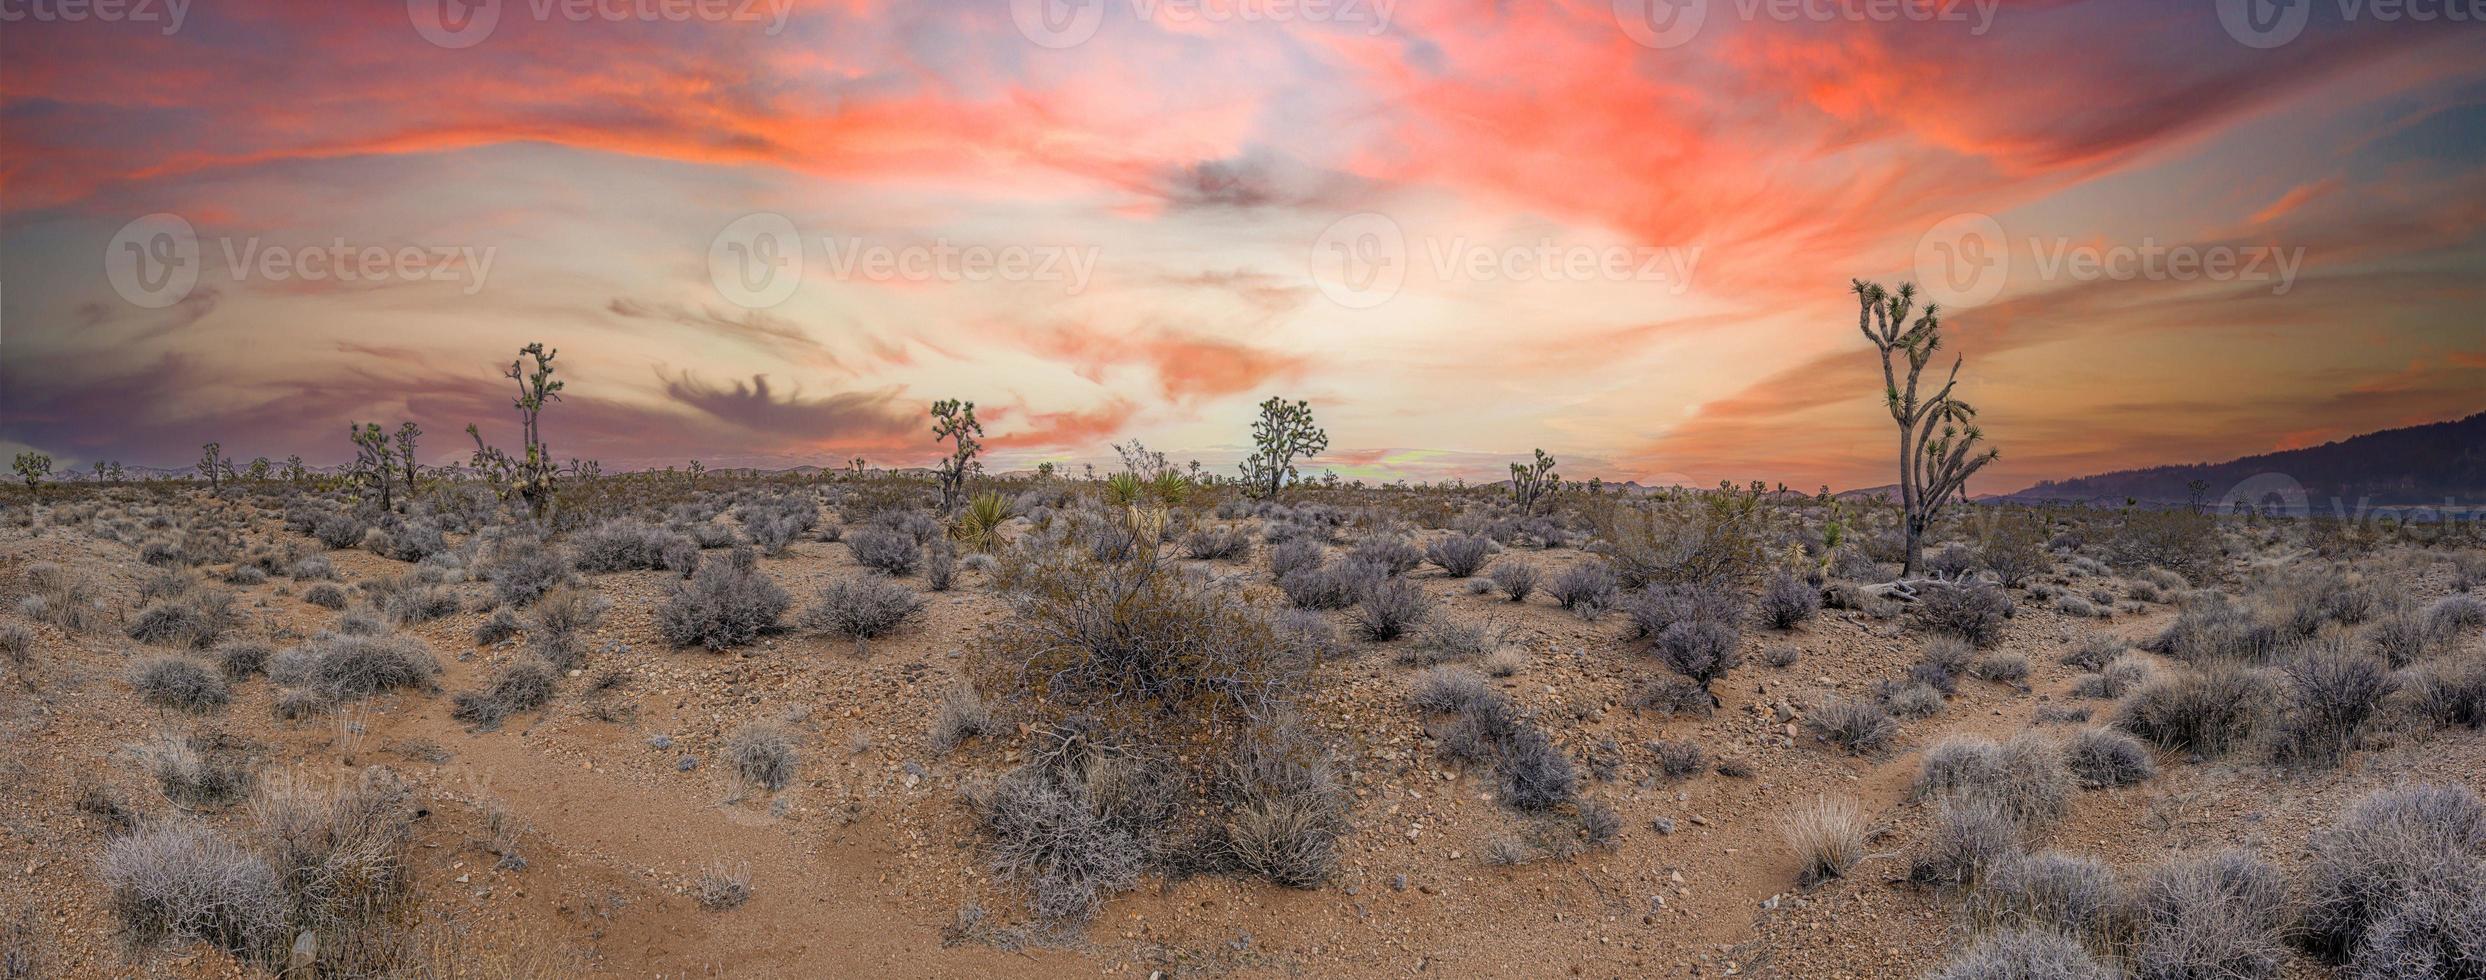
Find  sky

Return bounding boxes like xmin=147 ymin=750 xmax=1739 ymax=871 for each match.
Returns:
xmin=2 ymin=0 xmax=2482 ymax=491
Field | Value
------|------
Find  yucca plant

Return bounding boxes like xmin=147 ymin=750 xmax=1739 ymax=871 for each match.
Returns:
xmin=953 ymin=492 xmax=1011 ymax=552
xmin=1148 ymin=471 xmax=1195 ymax=505
xmin=1105 ymin=472 xmax=1146 ymax=507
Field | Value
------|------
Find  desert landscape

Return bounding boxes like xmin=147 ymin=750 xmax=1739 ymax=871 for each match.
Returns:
xmin=3 ymin=327 xmax=2484 ymax=977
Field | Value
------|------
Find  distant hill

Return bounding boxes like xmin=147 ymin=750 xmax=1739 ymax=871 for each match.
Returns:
xmin=2004 ymin=411 xmax=2486 ymax=506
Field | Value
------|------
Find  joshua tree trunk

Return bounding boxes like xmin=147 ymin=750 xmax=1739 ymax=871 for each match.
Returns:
xmin=1853 ymin=280 xmax=1998 ymax=578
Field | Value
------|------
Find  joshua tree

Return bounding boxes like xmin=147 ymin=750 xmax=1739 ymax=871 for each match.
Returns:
xmin=467 ymin=342 xmax=564 ymax=518
xmin=688 ymin=459 xmax=705 ymax=482
xmin=198 ymin=442 xmax=225 ymax=491
xmin=350 ymin=422 xmax=396 ymax=511
xmin=394 ymin=422 xmax=422 ymax=491
xmin=1511 ymin=449 xmax=1560 ymax=512
xmin=931 ymin=399 xmax=983 ymax=513
xmin=12 ymin=451 xmax=51 ymax=487
xmin=1853 ymin=280 xmax=1998 ymax=577
xmin=1238 ymin=396 xmax=1328 ymax=499
xmin=282 ymin=455 xmax=306 ymax=484
xmin=245 ymin=457 xmax=272 ymax=482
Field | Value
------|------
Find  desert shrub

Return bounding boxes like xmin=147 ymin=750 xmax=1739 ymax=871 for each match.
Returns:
xmin=2116 ymin=666 xmax=2273 ymax=757
xmin=277 ymin=633 xmax=440 ymax=700
xmin=1916 ymin=737 xmax=2007 ymax=800
xmin=224 ymin=565 xmax=268 ymax=586
xmin=472 ymin=609 xmax=521 ymax=647
xmin=1277 ymin=561 xmax=1369 ymax=610
xmin=1929 ymin=543 xmax=1979 ymax=579
xmin=1218 ymin=718 xmax=1349 ymax=888
xmin=1424 ymin=534 xmax=1493 ymax=577
xmin=2299 ymin=784 xmax=2486 ymax=974
xmin=1589 ymin=491 xmax=1771 ymax=588
xmin=1886 ymin=683 xmax=1947 ymax=719
xmin=288 ymin=556 xmax=336 ymax=581
xmin=1759 ymin=572 xmax=1819 ymax=629
xmin=696 ymin=862 xmax=751 ymax=911
xmin=2366 ymin=606 xmax=2445 ymax=667
xmin=213 ymin=641 xmax=271 ymax=681
xmin=98 ymin=823 xmax=286 ymax=961
xmin=2272 ymin=643 xmax=2395 ymax=768
xmin=1655 ymin=619 xmax=1742 ymax=700
xmin=1348 ymin=576 xmax=1433 ymax=641
xmin=311 ymin=513 xmax=368 ymax=550
xmin=966 ymin=767 xmax=1142 ymax=924
xmin=1972 ymin=653 xmax=2032 ymax=685
xmin=480 ymin=544 xmax=574 ymax=608
xmin=1547 ymin=563 xmax=1618 ymax=619
xmin=524 ymin=587 xmax=608 ymax=668
xmin=2410 ymin=658 xmax=2486 ymax=729
xmin=2132 ymin=850 xmax=2291 ymax=980
xmin=1927 ymin=928 xmax=2116 ymax=980
xmin=2060 ymin=634 xmax=2126 ymax=672
xmin=1649 ymin=739 xmax=1705 ymax=781
xmin=1621 ymin=581 xmax=1745 ymax=641
xmin=739 ymin=498 xmax=817 ymax=557
xmin=140 ymin=734 xmax=253 ymax=808
xmin=1273 ymin=607 xmax=1339 ymax=665
xmin=726 ymin=723 xmax=797 ymax=792
xmin=303 ymin=583 xmax=348 ymax=610
xmin=1915 ymin=581 xmax=2012 ymax=647
xmin=2055 ymin=594 xmax=2100 ymax=618
xmin=2148 ymin=593 xmax=2288 ymax=664
xmin=1179 ymin=524 xmax=1251 ymax=561
xmin=249 ymin=770 xmax=419 ymax=976
xmin=1408 ymin=667 xmax=1492 ymax=715
xmin=799 ymin=576 xmax=924 ymax=644
xmin=1628 ymin=675 xmax=1716 ymax=718
xmin=2428 ymin=594 xmax=2486 ymax=635
xmin=1911 ymin=796 xmax=2020 ymax=888
xmin=366 ymin=517 xmax=446 ymax=563
xmin=1981 ymin=517 xmax=2052 ymax=587
xmin=132 ymin=656 xmax=230 ymax=713
xmin=450 ymin=660 xmax=557 ymax=728
xmin=127 ymin=591 xmax=241 ymax=649
xmin=2071 ymin=656 xmax=2151 ymax=700
xmin=1348 ymin=535 xmax=1422 ymax=577
xmin=2107 ymin=510 xmax=2216 ymax=577
xmin=381 ymin=583 xmax=459 ymax=625
xmin=1489 ymin=561 xmax=1538 ymax=602
xmin=2065 ymin=727 xmax=2156 ymax=788
xmin=0 ymin=623 xmax=32 ymax=668
xmin=1494 ymin=729 xmax=1577 ymax=811
xmin=1266 ymin=538 xmax=1325 ymax=583
xmin=846 ymin=528 xmax=920 ymax=576
xmin=929 ymin=685 xmax=997 ymax=753
xmin=1780 ymin=795 xmax=1866 ymax=886
xmin=1970 ymin=851 xmax=2127 ymax=944
xmin=1806 ymin=698 xmax=1898 ymax=755
xmin=656 ymin=547 xmax=790 ymax=650
xmin=924 ymin=541 xmax=958 ymax=592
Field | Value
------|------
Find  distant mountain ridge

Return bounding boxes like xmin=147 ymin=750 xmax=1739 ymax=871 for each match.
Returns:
xmin=2004 ymin=411 xmax=2486 ymax=506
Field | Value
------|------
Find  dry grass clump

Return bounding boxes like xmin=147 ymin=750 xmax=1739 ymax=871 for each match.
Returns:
xmin=725 ymin=722 xmax=798 ymax=793
xmin=2115 ymin=665 xmax=2273 ymax=757
xmin=1547 ymin=561 xmax=1618 ymax=616
xmin=572 ymin=520 xmax=698 ymax=575
xmin=2063 ymin=728 xmax=2156 ymax=788
xmin=2270 ymin=641 xmax=2395 ymax=768
xmin=1424 ymin=533 xmax=1493 ymax=577
xmin=1926 ymin=928 xmax=2116 ymax=980
xmin=127 ymin=590 xmax=241 ymax=649
xmin=1968 ymin=851 xmax=2127 ymax=945
xmin=798 ymin=576 xmax=924 ymax=645
xmin=140 ymin=733 xmax=254 ymax=808
xmin=1806 ymin=697 xmax=1899 ymax=755
xmin=1914 ymin=581 xmax=2012 ymax=647
xmin=928 ymin=685 xmax=998 ymax=753
xmin=2131 ymin=850 xmax=2291 ymax=980
xmin=1910 ymin=797 xmax=2020 ymax=889
xmin=450 ymin=660 xmax=557 ymax=729
xmin=1489 ymin=561 xmax=1538 ymax=602
xmin=696 ymin=861 xmax=752 ymax=910
xmin=964 ymin=764 xmax=1145 ymax=925
xmin=269 ymin=632 xmax=441 ymax=702
xmin=1349 ymin=576 xmax=1434 ymax=641
xmin=1779 ymin=795 xmax=1867 ymax=886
